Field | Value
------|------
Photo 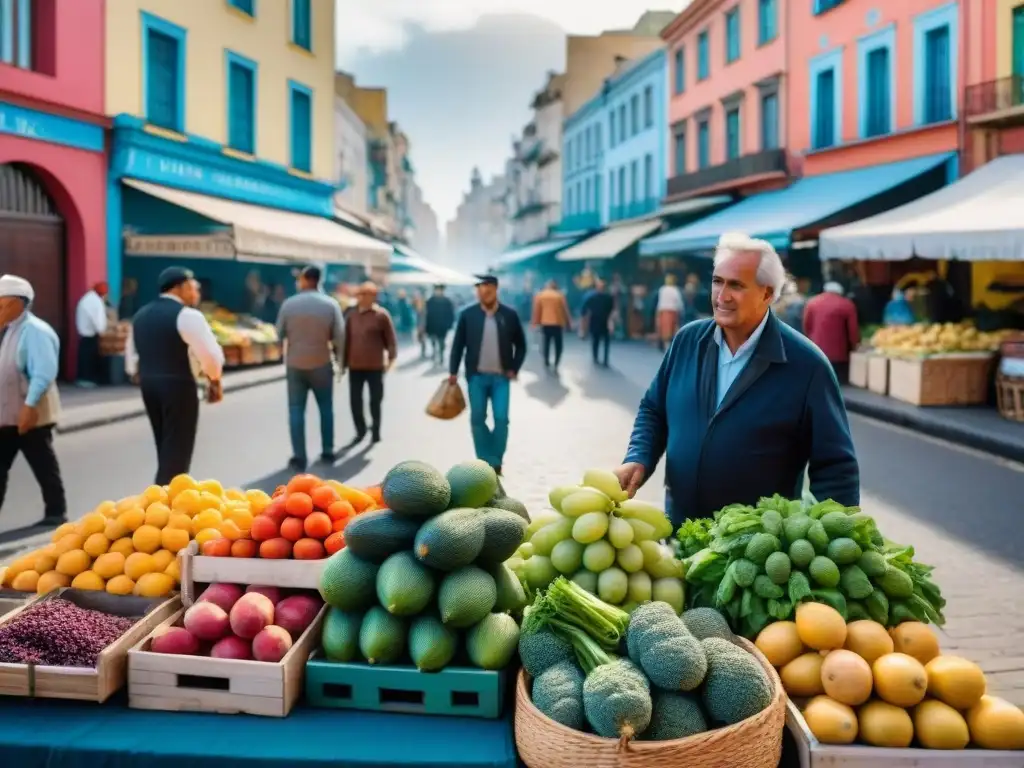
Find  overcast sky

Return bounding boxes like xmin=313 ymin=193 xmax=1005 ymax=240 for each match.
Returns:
xmin=334 ymin=1 xmax=685 ymax=230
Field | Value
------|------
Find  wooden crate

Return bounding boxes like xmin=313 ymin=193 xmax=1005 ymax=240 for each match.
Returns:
xmin=264 ymin=342 xmax=282 ymax=362
xmin=178 ymin=541 xmax=324 ymax=607
xmin=305 ymin=655 xmax=506 ymax=719
xmin=888 ymin=354 xmax=995 ymax=407
xmin=240 ymin=344 xmax=264 ymax=366
xmin=0 ymin=589 xmax=179 ymax=702
xmin=848 ymin=351 xmax=869 ymax=388
xmin=787 ymin=699 xmax=1024 ymax=767
xmin=866 ymin=355 xmax=889 ymax=394
xmin=127 ymin=604 xmax=325 ymax=717
xmin=222 ymin=345 xmax=242 ymax=368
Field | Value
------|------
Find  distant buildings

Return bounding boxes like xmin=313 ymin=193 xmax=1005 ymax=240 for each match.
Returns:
xmin=446 ymin=169 xmax=510 ymax=271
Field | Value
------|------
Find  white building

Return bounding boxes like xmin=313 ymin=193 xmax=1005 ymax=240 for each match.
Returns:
xmin=334 ymin=96 xmax=370 ymax=216
xmin=446 ymin=168 xmax=510 ymax=271
xmin=408 ymin=181 xmax=441 ymax=259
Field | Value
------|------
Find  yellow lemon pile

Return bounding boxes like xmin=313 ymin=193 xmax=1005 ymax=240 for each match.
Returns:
xmin=1 ymin=475 xmax=271 ymax=598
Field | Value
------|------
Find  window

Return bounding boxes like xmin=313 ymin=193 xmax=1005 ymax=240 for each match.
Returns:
xmin=631 ymin=95 xmax=639 ymax=135
xmin=923 ymin=26 xmax=951 ymax=124
xmin=142 ymin=14 xmax=187 ymax=132
xmin=618 ymin=104 xmax=626 ymax=140
xmin=814 ymin=68 xmax=836 ymax=149
xmin=618 ymin=166 xmax=626 ymax=206
xmin=697 ymin=31 xmax=710 ymax=80
xmin=594 ymin=173 xmax=602 ymax=212
xmin=760 ymin=92 xmax=779 ymax=149
xmin=595 ymin=123 xmax=602 ymax=153
xmin=725 ymin=7 xmax=740 ymax=64
xmin=576 ymin=181 xmax=582 ymax=213
xmin=643 ymin=86 xmax=654 ymax=128
xmin=697 ymin=120 xmax=710 ymax=168
xmin=0 ymin=0 xmax=33 ymax=69
xmin=291 ymin=0 xmax=311 ymax=51
xmin=226 ymin=53 xmax=256 ymax=154
xmin=584 ymin=178 xmax=592 ymax=211
xmin=584 ymin=127 xmax=592 ymax=161
xmin=1015 ymin=6 xmax=1024 ymax=76
xmin=674 ymin=48 xmax=685 ymax=95
xmin=576 ymin=138 xmax=583 ymax=168
xmin=630 ymin=160 xmax=638 ymax=202
xmin=643 ymin=154 xmax=653 ymax=201
xmin=673 ymin=130 xmax=686 ymax=175
xmin=609 ymin=113 xmax=617 ymax=147
xmin=288 ymin=81 xmax=312 ymax=172
xmin=608 ymin=171 xmax=616 ymax=207
xmin=814 ymin=0 xmax=845 ymax=14
xmin=864 ymin=47 xmax=891 ymax=137
xmin=758 ymin=0 xmax=777 ymax=45
xmin=567 ymin=187 xmax=574 ymax=215
xmin=725 ymin=108 xmax=740 ymax=160
xmin=228 ymin=0 xmax=255 ymax=16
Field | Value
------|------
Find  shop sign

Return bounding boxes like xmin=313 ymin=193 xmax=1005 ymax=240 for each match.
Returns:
xmin=0 ymin=101 xmax=104 ymax=153
xmin=124 ymin=234 xmax=236 ymax=259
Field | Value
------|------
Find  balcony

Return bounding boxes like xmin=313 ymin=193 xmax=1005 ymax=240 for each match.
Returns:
xmin=964 ymin=76 xmax=1024 ymax=127
xmin=666 ymin=148 xmax=789 ymax=199
xmin=557 ymin=212 xmax=602 ymax=232
xmin=511 ymin=200 xmax=549 ymax=220
xmin=609 ymin=198 xmax=659 ymax=222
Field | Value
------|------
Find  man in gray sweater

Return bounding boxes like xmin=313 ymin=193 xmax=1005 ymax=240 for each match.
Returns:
xmin=276 ymin=265 xmax=345 ymax=470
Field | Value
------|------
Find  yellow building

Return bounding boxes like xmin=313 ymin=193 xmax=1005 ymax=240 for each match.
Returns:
xmin=104 ymin=0 xmax=391 ymax=304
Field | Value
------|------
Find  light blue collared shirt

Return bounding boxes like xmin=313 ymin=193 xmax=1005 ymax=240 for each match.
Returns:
xmin=714 ymin=310 xmax=771 ymax=408
xmin=13 ymin=313 xmax=60 ymax=407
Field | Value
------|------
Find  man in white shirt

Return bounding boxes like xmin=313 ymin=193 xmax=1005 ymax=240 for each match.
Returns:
xmin=125 ymin=267 xmax=225 ymax=485
xmin=656 ymin=274 xmax=685 ymax=351
xmin=74 ymin=282 xmax=108 ymax=387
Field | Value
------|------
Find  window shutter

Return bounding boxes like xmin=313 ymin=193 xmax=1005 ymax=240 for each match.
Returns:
xmin=815 ymin=69 xmax=835 ymax=149
xmin=147 ymin=30 xmax=179 ymax=130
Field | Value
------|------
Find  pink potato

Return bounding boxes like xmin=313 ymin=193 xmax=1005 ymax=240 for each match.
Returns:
xmin=245 ymin=585 xmax=282 ymax=605
xmin=229 ymin=593 xmax=275 ymax=639
xmin=274 ymin=595 xmax=322 ymax=638
xmin=198 ymin=583 xmax=245 ymax=613
xmin=210 ymin=635 xmax=253 ymax=660
xmin=151 ymin=626 xmax=200 ymax=656
xmin=183 ymin=602 xmax=230 ymax=642
xmin=252 ymin=625 xmax=293 ymax=663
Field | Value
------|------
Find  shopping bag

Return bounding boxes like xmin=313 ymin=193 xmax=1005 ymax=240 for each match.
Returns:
xmin=426 ymin=379 xmax=466 ymax=420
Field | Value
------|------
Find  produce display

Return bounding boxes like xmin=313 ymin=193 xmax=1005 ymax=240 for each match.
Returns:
xmin=1 ymin=476 xmax=274 ymax=598
xmin=317 ymin=459 xmax=528 ymax=672
xmin=0 ymin=597 xmax=135 ymax=667
xmin=509 ymin=469 xmax=685 ymax=613
xmin=204 ymin=307 xmax=279 ymax=347
xmin=521 ymin=582 xmax=774 ymax=744
xmin=755 ymin=605 xmax=1024 ymax=750
xmin=678 ymin=495 xmax=946 ymax=638
xmin=869 ymin=322 xmax=1012 ymax=356
xmin=200 ymin=476 xmax=383 ymax=560
xmin=149 ymin=583 xmax=323 ymax=663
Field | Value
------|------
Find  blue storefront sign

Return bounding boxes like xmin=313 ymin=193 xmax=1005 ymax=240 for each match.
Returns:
xmin=0 ymin=100 xmax=104 ymax=153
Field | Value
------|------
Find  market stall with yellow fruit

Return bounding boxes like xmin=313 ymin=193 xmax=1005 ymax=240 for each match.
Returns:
xmin=204 ymin=306 xmax=282 ymax=368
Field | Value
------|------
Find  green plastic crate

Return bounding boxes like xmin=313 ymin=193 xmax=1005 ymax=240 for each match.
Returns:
xmin=305 ymin=657 xmax=506 ymax=719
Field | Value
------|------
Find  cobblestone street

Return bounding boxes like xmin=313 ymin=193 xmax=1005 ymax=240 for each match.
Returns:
xmin=4 ymin=335 xmax=1024 ymax=702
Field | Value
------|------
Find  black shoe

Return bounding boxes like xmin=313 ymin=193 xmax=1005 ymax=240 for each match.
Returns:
xmin=41 ymin=514 xmax=67 ymax=528
xmin=371 ymin=433 xmax=381 ymax=444
xmin=492 ymin=465 xmax=503 ymax=477
xmin=288 ymin=457 xmax=307 ymax=471
xmin=347 ymin=432 xmax=366 ymax=447
xmin=319 ymin=451 xmax=337 ymax=464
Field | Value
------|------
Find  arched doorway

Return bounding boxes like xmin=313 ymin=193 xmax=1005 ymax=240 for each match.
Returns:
xmin=0 ymin=163 xmax=67 ymax=353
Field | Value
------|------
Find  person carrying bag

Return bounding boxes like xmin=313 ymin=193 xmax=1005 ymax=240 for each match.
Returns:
xmin=426 ymin=378 xmax=466 ymax=420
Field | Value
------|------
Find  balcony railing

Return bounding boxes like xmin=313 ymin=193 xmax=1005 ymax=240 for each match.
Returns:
xmin=609 ymin=198 xmax=659 ymax=222
xmin=667 ymin=148 xmax=788 ymax=198
xmin=964 ymin=76 xmax=1024 ymax=123
xmin=557 ymin=212 xmax=602 ymax=232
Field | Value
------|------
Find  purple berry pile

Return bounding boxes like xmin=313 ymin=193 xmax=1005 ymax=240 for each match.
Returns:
xmin=0 ymin=598 xmax=135 ymax=667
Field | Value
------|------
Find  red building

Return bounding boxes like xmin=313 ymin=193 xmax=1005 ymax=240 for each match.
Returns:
xmin=0 ymin=0 xmax=108 ymax=374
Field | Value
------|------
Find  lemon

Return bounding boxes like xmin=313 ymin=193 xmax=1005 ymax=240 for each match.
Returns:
xmin=134 ymin=572 xmax=175 ymax=598
xmin=54 ymin=533 xmax=85 ymax=556
xmin=145 ymin=502 xmax=172 ymax=529
xmin=224 ymin=487 xmax=246 ymax=501
xmin=71 ymin=571 xmax=105 ymax=591
xmin=106 ymin=575 xmax=135 ymax=595
xmin=225 ymin=507 xmax=254 ymax=532
xmin=218 ymin=520 xmax=243 ymax=541
xmin=197 ymin=479 xmax=225 ymax=498
xmin=141 ymin=484 xmax=168 ymax=506
xmin=124 ymin=552 xmax=157 ymax=581
xmin=171 ymin=489 xmax=202 ymax=516
xmin=82 ymin=533 xmax=111 ymax=558
xmin=37 ymin=570 xmax=70 ymax=593
xmin=164 ymin=559 xmax=181 ymax=581
xmin=93 ymin=500 xmax=116 ymax=517
xmin=160 ymin=527 xmax=190 ymax=554
xmin=194 ymin=528 xmax=221 ymax=547
xmin=167 ymin=474 xmax=198 ymax=500
xmin=197 ymin=492 xmax=224 ymax=513
xmin=109 ymin=536 xmax=134 ymax=557
xmin=132 ymin=525 xmax=162 ymax=554
xmin=77 ymin=512 xmax=107 ymax=537
xmin=115 ymin=495 xmax=142 ymax=513
xmin=104 ymin=518 xmax=128 ymax=540
xmin=117 ymin=506 xmax=146 ymax=532
xmin=92 ymin=552 xmax=126 ymax=579
xmin=193 ymin=509 xmax=223 ymax=533
xmin=33 ymin=552 xmax=57 ymax=574
xmin=50 ymin=522 xmax=76 ymax=543
xmin=55 ymin=549 xmax=91 ymax=577
xmin=150 ymin=549 xmax=175 ymax=571
xmin=245 ymin=489 xmax=271 ymax=513
xmin=11 ymin=570 xmax=39 ymax=592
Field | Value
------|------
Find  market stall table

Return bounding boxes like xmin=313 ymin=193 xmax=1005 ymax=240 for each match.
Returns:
xmin=0 ymin=695 xmax=518 ymax=768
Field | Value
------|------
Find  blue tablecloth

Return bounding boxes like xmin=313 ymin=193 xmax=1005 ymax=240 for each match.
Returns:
xmin=0 ymin=696 xmax=517 ymax=768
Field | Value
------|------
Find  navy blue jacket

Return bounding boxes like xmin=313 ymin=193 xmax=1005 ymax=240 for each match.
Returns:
xmin=449 ymin=303 xmax=527 ymax=378
xmin=624 ymin=312 xmax=859 ymax=523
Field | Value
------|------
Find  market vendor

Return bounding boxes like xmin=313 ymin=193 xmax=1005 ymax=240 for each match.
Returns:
xmin=615 ymin=233 xmax=860 ymax=523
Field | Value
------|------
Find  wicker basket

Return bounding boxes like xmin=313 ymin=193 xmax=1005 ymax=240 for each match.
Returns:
xmin=515 ymin=636 xmax=786 ymax=768
xmin=996 ymin=374 xmax=1024 ymax=422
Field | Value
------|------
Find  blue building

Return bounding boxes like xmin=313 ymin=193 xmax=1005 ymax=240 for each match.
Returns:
xmin=561 ymin=96 xmax=605 ymax=233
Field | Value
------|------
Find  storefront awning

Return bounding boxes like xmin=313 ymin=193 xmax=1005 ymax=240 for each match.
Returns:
xmin=819 ymin=154 xmax=1024 ymax=262
xmin=125 ymin=180 xmax=393 ymax=269
xmin=390 ymin=245 xmax=476 ymax=285
xmin=639 ymin=152 xmax=955 ymax=257
xmin=557 ymin=220 xmax=662 ymax=262
xmin=492 ymin=237 xmax=579 ymax=270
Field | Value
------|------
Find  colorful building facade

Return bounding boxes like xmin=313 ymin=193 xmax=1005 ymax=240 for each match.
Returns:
xmin=0 ymin=0 xmax=107 ymax=370
xmin=561 ymin=93 xmax=604 ymax=232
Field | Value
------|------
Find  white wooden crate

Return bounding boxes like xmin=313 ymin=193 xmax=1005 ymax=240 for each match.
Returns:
xmin=178 ymin=541 xmax=325 ymax=606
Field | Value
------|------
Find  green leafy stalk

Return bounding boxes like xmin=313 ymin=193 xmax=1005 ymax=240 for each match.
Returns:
xmin=549 ymin=617 xmax=614 ymax=674
xmin=545 ymin=577 xmax=630 ymax=650
xmin=676 ymin=517 xmax=713 ymax=558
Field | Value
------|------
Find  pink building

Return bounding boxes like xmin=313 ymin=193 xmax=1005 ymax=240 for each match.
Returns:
xmin=662 ymin=0 xmax=792 ymax=201
xmin=787 ymin=0 xmax=959 ymax=177
xmin=0 ymin=0 xmax=108 ymax=376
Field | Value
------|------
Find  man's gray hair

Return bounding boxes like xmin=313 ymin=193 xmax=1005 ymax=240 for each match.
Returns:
xmin=713 ymin=232 xmax=786 ymax=302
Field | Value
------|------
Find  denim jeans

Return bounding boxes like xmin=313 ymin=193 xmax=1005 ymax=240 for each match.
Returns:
xmin=287 ymin=365 xmax=335 ymax=462
xmin=467 ymin=373 xmax=510 ymax=469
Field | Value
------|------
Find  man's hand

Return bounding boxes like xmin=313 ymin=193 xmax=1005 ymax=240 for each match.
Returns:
xmin=506 ymin=370 xmax=517 ymax=381
xmin=206 ymin=379 xmax=223 ymax=405
xmin=614 ymin=462 xmax=646 ymax=499
xmin=17 ymin=404 xmax=38 ymax=435
xmin=447 ymin=375 xmax=458 ymax=386
xmin=385 ymin=360 xmax=395 ymax=373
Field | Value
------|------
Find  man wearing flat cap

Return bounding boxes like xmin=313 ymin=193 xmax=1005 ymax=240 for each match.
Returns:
xmin=448 ymin=274 xmax=526 ymax=476
xmin=126 ymin=267 xmax=225 ymax=485
xmin=342 ymin=281 xmax=397 ymax=445
xmin=0 ymin=274 xmax=66 ymax=526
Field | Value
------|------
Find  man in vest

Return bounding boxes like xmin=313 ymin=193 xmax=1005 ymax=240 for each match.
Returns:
xmin=0 ymin=274 xmax=66 ymax=526
xmin=126 ymin=267 xmax=225 ymax=485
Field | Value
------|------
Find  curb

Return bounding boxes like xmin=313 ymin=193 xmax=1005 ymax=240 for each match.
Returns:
xmin=844 ymin=398 xmax=1024 ymax=464
xmin=56 ymin=371 xmax=286 ymax=436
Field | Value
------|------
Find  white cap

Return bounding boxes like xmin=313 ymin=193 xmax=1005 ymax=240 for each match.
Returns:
xmin=824 ymin=281 xmax=844 ymax=294
xmin=0 ymin=275 xmax=33 ymax=302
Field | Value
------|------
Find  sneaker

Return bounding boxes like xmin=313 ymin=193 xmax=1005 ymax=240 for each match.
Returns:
xmin=288 ymin=457 xmax=307 ymax=471
xmin=319 ymin=451 xmax=337 ymax=464
xmin=41 ymin=514 xmax=67 ymax=527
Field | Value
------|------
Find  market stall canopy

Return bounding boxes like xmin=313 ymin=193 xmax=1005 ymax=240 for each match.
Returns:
xmin=390 ymin=245 xmax=476 ymax=285
xmin=491 ymin=237 xmax=579 ymax=271
xmin=639 ymin=152 xmax=955 ymax=257
xmin=125 ymin=180 xmax=393 ymax=269
xmin=819 ymin=154 xmax=1024 ymax=262
xmin=557 ymin=220 xmax=662 ymax=262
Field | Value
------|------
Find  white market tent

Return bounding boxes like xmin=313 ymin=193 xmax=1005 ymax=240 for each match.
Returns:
xmin=819 ymin=154 xmax=1024 ymax=262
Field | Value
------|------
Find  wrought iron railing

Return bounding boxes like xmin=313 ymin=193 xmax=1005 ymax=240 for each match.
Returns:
xmin=666 ymin=148 xmax=788 ymax=198
xmin=964 ymin=75 xmax=1024 ymax=119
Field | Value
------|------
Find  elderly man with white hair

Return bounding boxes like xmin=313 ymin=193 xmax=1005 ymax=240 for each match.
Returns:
xmin=0 ymin=274 xmax=66 ymax=526
xmin=615 ymin=233 xmax=859 ymax=522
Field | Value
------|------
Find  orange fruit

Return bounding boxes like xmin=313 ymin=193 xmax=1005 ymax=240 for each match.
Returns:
xmin=303 ymin=511 xmax=332 ymax=539
xmin=325 ymin=481 xmax=377 ymax=512
xmin=160 ymin=527 xmax=190 ymax=553
xmin=259 ymin=537 xmax=292 ymax=559
xmin=201 ymin=538 xmax=232 ymax=557
xmin=263 ymin=497 xmax=289 ymax=523
xmin=326 ymin=500 xmax=355 ymax=521
xmin=310 ymin=485 xmax=340 ymax=511
xmin=293 ymin=538 xmax=325 ymax=560
xmin=280 ymin=517 xmax=304 ymax=543
xmin=231 ymin=539 xmax=258 ymax=558
xmin=250 ymin=515 xmax=279 ymax=541
xmin=332 ymin=516 xmax=351 ymax=533
xmin=286 ymin=474 xmax=321 ymax=495
xmin=285 ymin=492 xmax=314 ymax=519
xmin=324 ymin=531 xmax=346 ymax=555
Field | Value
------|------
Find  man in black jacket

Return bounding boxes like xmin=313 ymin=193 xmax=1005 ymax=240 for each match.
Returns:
xmin=424 ymin=284 xmax=456 ymax=364
xmin=448 ymin=274 xmax=526 ymax=476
